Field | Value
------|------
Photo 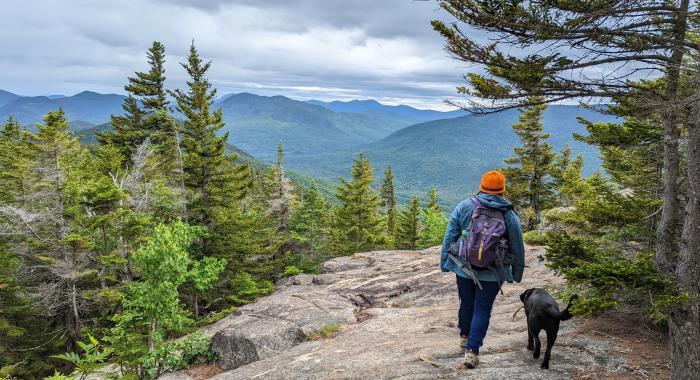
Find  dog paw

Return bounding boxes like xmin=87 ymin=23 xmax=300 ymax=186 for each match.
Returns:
xmin=540 ymin=362 xmax=549 ymax=369
xmin=533 ymin=351 xmax=540 ymax=359
xmin=526 ymin=345 xmax=534 ymax=351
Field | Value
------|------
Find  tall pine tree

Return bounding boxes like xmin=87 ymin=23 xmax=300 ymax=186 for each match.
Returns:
xmin=396 ymin=195 xmax=421 ymax=250
xmin=171 ymin=42 xmax=250 ymax=257
xmin=502 ymin=101 xmax=556 ymax=230
xmin=425 ymin=185 xmax=441 ymax=212
xmin=290 ymin=182 xmax=332 ymax=270
xmin=380 ymin=166 xmax=397 ymax=247
xmin=334 ymin=153 xmax=386 ymax=255
xmin=99 ymin=41 xmax=177 ymax=165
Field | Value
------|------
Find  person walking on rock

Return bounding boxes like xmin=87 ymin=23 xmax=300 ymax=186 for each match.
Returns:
xmin=440 ymin=170 xmax=525 ymax=368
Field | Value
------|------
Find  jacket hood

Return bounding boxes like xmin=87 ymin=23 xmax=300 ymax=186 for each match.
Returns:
xmin=475 ymin=193 xmax=514 ymax=212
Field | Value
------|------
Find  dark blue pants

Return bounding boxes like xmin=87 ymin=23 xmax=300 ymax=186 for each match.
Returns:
xmin=456 ymin=275 xmax=500 ymax=354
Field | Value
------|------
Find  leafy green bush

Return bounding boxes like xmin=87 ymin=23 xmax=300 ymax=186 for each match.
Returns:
xmin=140 ymin=334 xmax=216 ymax=379
xmin=545 ymin=232 xmax=672 ymax=323
xmin=417 ymin=209 xmax=448 ymax=249
xmin=106 ymin=221 xmax=226 ymax=379
xmin=228 ymin=272 xmax=274 ymax=306
xmin=522 ymin=231 xmax=549 ymax=245
xmin=46 ymin=335 xmax=111 ymax=380
xmin=282 ymin=265 xmax=303 ymax=277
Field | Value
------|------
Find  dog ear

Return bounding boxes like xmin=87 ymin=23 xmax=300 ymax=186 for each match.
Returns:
xmin=520 ymin=288 xmax=534 ymax=303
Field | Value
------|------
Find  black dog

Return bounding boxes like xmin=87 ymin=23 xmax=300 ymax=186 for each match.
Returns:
xmin=519 ymin=288 xmax=577 ymax=369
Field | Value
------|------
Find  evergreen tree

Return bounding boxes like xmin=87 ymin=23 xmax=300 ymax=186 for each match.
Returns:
xmin=502 ymin=101 xmax=556 ymax=230
xmin=0 ymin=117 xmax=33 ymax=205
xmin=418 ymin=186 xmax=448 ymax=249
xmin=171 ymin=43 xmax=251 ymax=257
xmin=396 ymin=195 xmax=421 ymax=250
xmin=380 ymin=166 xmax=397 ymax=247
xmin=0 ymin=110 xmax=90 ymax=353
xmin=334 ymin=153 xmax=386 ymax=254
xmin=418 ymin=209 xmax=448 ymax=249
xmin=210 ymin=202 xmax=276 ymax=307
xmin=98 ymin=41 xmax=176 ymax=164
xmin=125 ymin=42 xmax=168 ymax=112
xmin=290 ymin=182 xmax=332 ymax=269
xmin=425 ymin=185 xmax=441 ymax=212
xmin=262 ymin=141 xmax=296 ymax=262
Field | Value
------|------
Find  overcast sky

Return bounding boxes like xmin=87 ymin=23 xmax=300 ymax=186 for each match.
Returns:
xmin=0 ymin=0 xmax=475 ymax=110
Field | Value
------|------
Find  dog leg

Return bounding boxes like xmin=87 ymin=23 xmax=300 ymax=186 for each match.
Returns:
xmin=532 ymin=330 xmax=541 ymax=359
xmin=526 ymin=314 xmax=534 ymax=350
xmin=541 ymin=328 xmax=556 ymax=369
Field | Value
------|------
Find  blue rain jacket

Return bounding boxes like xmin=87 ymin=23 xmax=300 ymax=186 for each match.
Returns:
xmin=440 ymin=193 xmax=525 ymax=283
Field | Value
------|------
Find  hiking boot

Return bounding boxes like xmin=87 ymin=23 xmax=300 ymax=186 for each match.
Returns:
xmin=460 ymin=335 xmax=468 ymax=347
xmin=464 ymin=350 xmax=479 ymax=368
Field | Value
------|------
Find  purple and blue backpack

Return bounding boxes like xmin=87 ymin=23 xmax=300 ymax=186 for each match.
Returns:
xmin=458 ymin=198 xmax=510 ymax=269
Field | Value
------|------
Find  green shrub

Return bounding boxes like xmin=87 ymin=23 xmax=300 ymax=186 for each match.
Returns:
xmin=49 ymin=335 xmax=111 ymax=380
xmin=545 ymin=232 xmax=673 ymax=323
xmin=418 ymin=209 xmax=448 ymax=249
xmin=228 ymin=272 xmax=274 ymax=306
xmin=282 ymin=265 xmax=303 ymax=277
xmin=522 ymin=231 xmax=549 ymax=245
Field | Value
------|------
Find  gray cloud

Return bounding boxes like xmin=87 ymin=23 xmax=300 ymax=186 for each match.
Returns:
xmin=1 ymin=0 xmax=465 ymax=109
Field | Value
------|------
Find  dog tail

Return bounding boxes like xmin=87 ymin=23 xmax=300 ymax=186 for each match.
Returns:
xmin=546 ymin=294 xmax=578 ymax=321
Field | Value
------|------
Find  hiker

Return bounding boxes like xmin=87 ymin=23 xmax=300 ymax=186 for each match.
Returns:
xmin=440 ymin=170 xmax=525 ymax=369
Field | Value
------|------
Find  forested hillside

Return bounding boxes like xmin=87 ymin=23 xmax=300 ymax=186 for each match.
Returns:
xmin=286 ymin=106 xmax=616 ymax=206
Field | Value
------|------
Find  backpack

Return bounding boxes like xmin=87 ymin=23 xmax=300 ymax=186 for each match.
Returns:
xmin=458 ymin=197 xmax=510 ymax=269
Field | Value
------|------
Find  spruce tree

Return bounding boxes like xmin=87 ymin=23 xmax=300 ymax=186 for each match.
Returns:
xmin=502 ymin=101 xmax=556 ymax=230
xmin=98 ymin=41 xmax=176 ymax=164
xmin=0 ymin=110 xmax=90 ymax=353
xmin=425 ymin=185 xmax=441 ymax=212
xmin=396 ymin=195 xmax=421 ymax=250
xmin=0 ymin=117 xmax=33 ymax=205
xmin=290 ymin=182 xmax=332 ymax=269
xmin=334 ymin=153 xmax=386 ymax=254
xmin=125 ymin=41 xmax=168 ymax=112
xmin=418 ymin=186 xmax=448 ymax=249
xmin=171 ymin=43 xmax=250 ymax=257
xmin=380 ymin=166 xmax=397 ymax=247
xmin=262 ymin=141 xmax=296 ymax=260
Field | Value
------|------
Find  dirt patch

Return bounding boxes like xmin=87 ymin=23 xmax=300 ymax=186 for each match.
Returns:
xmin=572 ymin=311 xmax=670 ymax=379
xmin=182 ymin=364 xmax=225 ymax=380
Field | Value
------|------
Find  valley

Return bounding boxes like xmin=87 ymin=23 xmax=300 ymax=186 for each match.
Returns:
xmin=0 ymin=88 xmax=616 ymax=208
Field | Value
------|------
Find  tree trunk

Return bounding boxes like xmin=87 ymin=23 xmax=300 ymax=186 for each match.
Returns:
xmin=655 ymin=0 xmax=689 ymax=276
xmin=149 ymin=318 xmax=157 ymax=351
xmin=656 ymin=112 xmax=681 ymax=275
xmin=64 ymin=282 xmax=81 ymax=353
xmin=669 ymin=103 xmax=700 ymax=378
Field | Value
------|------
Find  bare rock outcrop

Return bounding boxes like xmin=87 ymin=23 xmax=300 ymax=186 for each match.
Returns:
xmin=170 ymin=246 xmax=635 ymax=379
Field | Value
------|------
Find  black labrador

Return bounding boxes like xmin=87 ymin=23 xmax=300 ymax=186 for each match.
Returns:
xmin=519 ymin=288 xmax=577 ymax=369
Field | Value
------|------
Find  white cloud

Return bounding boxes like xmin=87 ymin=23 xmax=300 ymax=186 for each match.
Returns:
xmin=0 ymin=0 xmax=466 ymax=110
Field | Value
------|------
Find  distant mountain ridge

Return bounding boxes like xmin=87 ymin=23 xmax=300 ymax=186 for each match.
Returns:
xmin=306 ymin=98 xmax=466 ymax=124
xmin=213 ymin=93 xmax=434 ymax=161
xmin=0 ymin=90 xmax=125 ymax=128
xmin=283 ymin=105 xmax=618 ymax=207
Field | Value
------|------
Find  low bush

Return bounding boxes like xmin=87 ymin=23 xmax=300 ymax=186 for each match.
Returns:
xmin=545 ymin=232 xmax=673 ymax=325
xmin=522 ymin=231 xmax=549 ymax=245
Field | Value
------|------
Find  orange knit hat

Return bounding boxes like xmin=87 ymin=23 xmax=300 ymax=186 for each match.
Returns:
xmin=479 ymin=170 xmax=506 ymax=195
